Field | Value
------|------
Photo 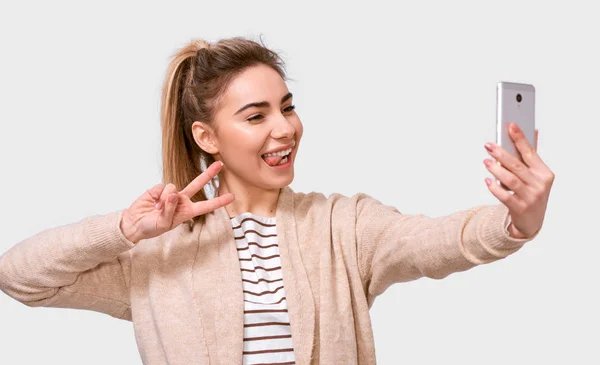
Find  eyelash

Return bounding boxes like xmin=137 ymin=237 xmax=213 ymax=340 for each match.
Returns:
xmin=247 ymin=105 xmax=296 ymax=122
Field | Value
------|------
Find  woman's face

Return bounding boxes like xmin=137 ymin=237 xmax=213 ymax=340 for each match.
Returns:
xmin=194 ymin=64 xmax=303 ymax=192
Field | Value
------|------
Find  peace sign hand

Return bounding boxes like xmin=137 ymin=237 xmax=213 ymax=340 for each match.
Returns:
xmin=120 ymin=161 xmax=235 ymax=244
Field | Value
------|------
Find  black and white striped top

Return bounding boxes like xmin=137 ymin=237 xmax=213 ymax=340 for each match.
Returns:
xmin=231 ymin=212 xmax=296 ymax=365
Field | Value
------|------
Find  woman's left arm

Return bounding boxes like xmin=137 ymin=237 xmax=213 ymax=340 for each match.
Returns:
xmin=356 ymin=124 xmax=554 ymax=305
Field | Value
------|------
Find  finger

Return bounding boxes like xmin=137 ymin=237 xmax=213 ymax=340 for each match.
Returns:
xmin=508 ymin=123 xmax=544 ymax=169
xmin=534 ymin=129 xmax=539 ymax=151
xmin=158 ymin=193 xmax=179 ymax=228
xmin=157 ymin=183 xmax=177 ymax=210
xmin=146 ymin=183 xmax=164 ymax=201
xmin=134 ymin=184 xmax=165 ymax=212
xmin=137 ymin=183 xmax=164 ymax=203
xmin=180 ymin=161 xmax=224 ymax=199
xmin=484 ymin=158 xmax=529 ymax=197
xmin=191 ymin=193 xmax=235 ymax=216
xmin=485 ymin=178 xmax=524 ymax=212
xmin=485 ymin=143 xmax=539 ymax=187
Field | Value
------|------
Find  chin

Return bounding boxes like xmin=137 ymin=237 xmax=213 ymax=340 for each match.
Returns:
xmin=273 ymin=173 xmax=295 ymax=189
xmin=261 ymin=171 xmax=294 ymax=191
xmin=280 ymin=173 xmax=295 ymax=187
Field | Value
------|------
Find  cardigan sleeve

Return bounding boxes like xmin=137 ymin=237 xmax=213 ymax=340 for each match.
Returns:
xmin=0 ymin=210 xmax=136 ymax=320
xmin=354 ymin=195 xmax=539 ymax=305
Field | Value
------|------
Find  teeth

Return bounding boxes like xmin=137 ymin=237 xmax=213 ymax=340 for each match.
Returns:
xmin=277 ymin=156 xmax=288 ymax=165
xmin=263 ymin=148 xmax=292 ymax=157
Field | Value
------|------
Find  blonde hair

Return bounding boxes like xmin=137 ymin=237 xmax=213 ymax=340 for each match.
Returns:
xmin=160 ymin=37 xmax=286 ymax=224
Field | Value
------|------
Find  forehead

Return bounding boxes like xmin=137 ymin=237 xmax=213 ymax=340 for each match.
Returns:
xmin=220 ymin=65 xmax=288 ymax=108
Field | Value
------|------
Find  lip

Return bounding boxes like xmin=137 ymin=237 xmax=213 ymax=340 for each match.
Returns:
xmin=261 ymin=142 xmax=296 ymax=156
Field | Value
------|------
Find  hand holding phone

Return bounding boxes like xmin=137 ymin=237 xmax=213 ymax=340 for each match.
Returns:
xmin=485 ymin=81 xmax=555 ymax=240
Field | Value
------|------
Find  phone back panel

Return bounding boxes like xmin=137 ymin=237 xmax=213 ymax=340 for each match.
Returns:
xmin=496 ymin=82 xmax=536 ymax=160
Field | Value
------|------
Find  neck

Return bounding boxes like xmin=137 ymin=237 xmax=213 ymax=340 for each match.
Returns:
xmin=216 ymin=175 xmax=281 ymax=218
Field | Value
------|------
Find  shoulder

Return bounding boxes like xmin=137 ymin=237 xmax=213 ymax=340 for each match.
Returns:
xmin=285 ymin=186 xmax=386 ymax=216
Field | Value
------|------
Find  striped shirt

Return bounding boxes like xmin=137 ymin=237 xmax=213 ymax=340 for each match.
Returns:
xmin=231 ymin=212 xmax=296 ymax=365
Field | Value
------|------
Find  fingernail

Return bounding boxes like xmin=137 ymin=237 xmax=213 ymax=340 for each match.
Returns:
xmin=219 ymin=161 xmax=224 ymax=167
xmin=155 ymin=202 xmax=162 ymax=210
xmin=484 ymin=143 xmax=494 ymax=151
xmin=484 ymin=159 xmax=492 ymax=167
xmin=485 ymin=178 xmax=492 ymax=186
xmin=510 ymin=123 xmax=519 ymax=134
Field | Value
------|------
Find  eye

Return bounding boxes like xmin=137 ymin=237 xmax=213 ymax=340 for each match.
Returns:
xmin=247 ymin=114 xmax=264 ymax=122
xmin=283 ymin=105 xmax=296 ymax=113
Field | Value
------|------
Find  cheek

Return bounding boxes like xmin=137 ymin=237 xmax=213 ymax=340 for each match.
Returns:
xmin=219 ymin=129 xmax=264 ymax=160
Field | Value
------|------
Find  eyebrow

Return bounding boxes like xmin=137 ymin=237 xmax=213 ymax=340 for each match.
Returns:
xmin=233 ymin=92 xmax=293 ymax=116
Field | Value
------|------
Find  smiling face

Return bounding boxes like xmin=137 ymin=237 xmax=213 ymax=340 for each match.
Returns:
xmin=192 ymin=64 xmax=303 ymax=193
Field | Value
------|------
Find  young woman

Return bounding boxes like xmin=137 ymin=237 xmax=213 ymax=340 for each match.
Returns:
xmin=0 ymin=37 xmax=554 ymax=365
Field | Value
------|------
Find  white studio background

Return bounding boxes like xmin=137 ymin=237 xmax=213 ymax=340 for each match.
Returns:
xmin=0 ymin=1 xmax=597 ymax=364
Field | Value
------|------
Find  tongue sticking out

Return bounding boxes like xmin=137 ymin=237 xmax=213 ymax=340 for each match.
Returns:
xmin=263 ymin=155 xmax=283 ymax=166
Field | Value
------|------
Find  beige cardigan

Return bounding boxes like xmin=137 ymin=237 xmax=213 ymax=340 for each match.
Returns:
xmin=0 ymin=186 xmax=537 ymax=364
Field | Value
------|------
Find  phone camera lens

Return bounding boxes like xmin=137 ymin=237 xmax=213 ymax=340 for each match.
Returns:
xmin=516 ymin=94 xmax=522 ymax=102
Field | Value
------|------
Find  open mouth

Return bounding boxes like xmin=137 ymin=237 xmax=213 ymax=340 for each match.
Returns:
xmin=261 ymin=147 xmax=293 ymax=167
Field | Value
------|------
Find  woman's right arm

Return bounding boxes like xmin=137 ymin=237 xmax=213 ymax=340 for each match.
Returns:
xmin=0 ymin=161 xmax=234 ymax=321
xmin=0 ymin=210 xmax=136 ymax=320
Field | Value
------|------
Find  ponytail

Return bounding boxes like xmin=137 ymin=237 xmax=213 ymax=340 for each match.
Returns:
xmin=161 ymin=41 xmax=214 ymax=220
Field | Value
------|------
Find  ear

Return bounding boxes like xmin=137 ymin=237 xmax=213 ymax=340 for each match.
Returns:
xmin=192 ymin=121 xmax=219 ymax=154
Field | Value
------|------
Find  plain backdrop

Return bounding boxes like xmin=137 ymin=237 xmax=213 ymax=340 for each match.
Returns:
xmin=0 ymin=0 xmax=597 ymax=364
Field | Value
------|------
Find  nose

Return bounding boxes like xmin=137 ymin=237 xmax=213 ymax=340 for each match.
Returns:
xmin=271 ymin=114 xmax=295 ymax=140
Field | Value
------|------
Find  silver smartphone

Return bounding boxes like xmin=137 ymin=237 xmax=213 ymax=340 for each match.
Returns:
xmin=496 ymin=81 xmax=535 ymax=189
xmin=496 ymin=81 xmax=535 ymax=158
